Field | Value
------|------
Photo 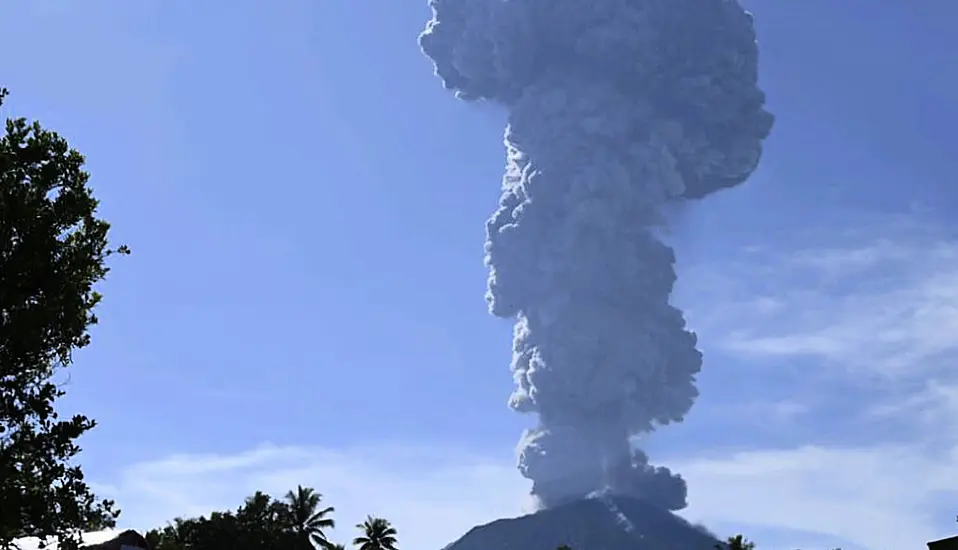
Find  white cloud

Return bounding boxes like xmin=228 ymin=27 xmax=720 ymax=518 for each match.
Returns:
xmin=687 ymin=223 xmax=958 ymax=381
xmin=63 ymin=219 xmax=958 ymax=550
xmin=868 ymin=378 xmax=958 ymax=424
xmin=669 ymin=219 xmax=958 ymax=549
xmin=93 ymin=442 xmax=526 ymax=550
xmin=78 ymin=437 xmax=957 ymax=550
xmin=672 ymin=444 xmax=958 ymax=550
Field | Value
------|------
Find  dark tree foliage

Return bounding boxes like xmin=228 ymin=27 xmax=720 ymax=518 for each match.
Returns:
xmin=284 ymin=486 xmax=336 ymax=550
xmin=718 ymin=534 xmax=842 ymax=550
xmin=721 ymin=534 xmax=756 ymax=550
xmin=0 ymin=88 xmax=127 ymax=550
xmin=352 ymin=517 xmax=398 ymax=550
xmin=146 ymin=488 xmax=340 ymax=550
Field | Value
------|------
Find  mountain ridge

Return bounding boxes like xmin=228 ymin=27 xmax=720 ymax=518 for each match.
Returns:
xmin=439 ymin=493 xmax=721 ymax=550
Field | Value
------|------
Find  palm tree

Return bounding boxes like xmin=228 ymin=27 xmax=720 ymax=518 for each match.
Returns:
xmin=352 ymin=516 xmax=399 ymax=550
xmin=284 ymin=485 xmax=336 ymax=549
xmin=329 ymin=545 xmax=348 ymax=550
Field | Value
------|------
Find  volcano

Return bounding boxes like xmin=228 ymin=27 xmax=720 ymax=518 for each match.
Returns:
xmin=439 ymin=493 xmax=721 ymax=550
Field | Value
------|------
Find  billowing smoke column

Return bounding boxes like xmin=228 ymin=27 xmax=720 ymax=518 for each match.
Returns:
xmin=419 ymin=0 xmax=773 ymax=510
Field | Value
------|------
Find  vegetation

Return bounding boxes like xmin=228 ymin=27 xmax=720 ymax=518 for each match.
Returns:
xmin=718 ymin=534 xmax=841 ymax=550
xmin=140 ymin=501 xmax=845 ymax=550
xmin=285 ymin=486 xmax=336 ymax=550
xmin=0 ymin=88 xmax=127 ymax=550
xmin=144 ymin=489 xmax=399 ymax=550
xmin=721 ymin=535 xmax=756 ymax=550
xmin=352 ymin=516 xmax=399 ymax=550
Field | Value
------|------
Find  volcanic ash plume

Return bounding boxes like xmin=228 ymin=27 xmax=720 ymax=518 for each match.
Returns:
xmin=419 ymin=0 xmax=773 ymax=510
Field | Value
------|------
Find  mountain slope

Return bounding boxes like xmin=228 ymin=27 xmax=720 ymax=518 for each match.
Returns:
xmin=440 ymin=494 xmax=720 ymax=550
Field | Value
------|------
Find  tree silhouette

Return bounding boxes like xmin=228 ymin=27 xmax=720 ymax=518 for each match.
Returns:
xmin=352 ymin=516 xmax=399 ymax=550
xmin=0 ymin=86 xmax=127 ymax=550
xmin=284 ymin=485 xmax=336 ymax=550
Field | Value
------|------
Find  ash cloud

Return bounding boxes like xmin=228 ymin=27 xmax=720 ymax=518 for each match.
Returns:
xmin=419 ymin=0 xmax=772 ymax=510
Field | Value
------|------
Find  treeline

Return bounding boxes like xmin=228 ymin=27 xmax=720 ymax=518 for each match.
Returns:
xmin=139 ymin=486 xmax=766 ymax=550
xmin=143 ymin=486 xmax=396 ymax=550
xmin=139 ymin=487 xmax=828 ymax=550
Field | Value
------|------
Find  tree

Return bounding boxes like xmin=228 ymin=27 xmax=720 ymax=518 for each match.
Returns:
xmin=148 ymin=512 xmax=247 ymax=550
xmin=352 ymin=517 xmax=398 ymax=550
xmin=719 ymin=534 xmax=842 ymax=550
xmin=236 ymin=491 xmax=294 ymax=550
xmin=0 ymin=87 xmax=127 ymax=550
xmin=721 ymin=535 xmax=756 ymax=550
xmin=144 ymin=487 xmax=333 ymax=550
xmin=283 ymin=485 xmax=336 ymax=550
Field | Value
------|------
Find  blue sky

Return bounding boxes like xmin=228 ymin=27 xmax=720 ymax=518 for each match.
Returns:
xmin=3 ymin=1 xmax=957 ymax=550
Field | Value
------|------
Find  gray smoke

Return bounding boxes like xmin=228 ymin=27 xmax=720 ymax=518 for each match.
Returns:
xmin=419 ymin=0 xmax=772 ymax=510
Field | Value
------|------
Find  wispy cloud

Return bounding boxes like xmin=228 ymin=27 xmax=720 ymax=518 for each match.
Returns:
xmin=62 ymin=218 xmax=958 ymax=550
xmin=673 ymin=216 xmax=958 ymax=549
xmin=673 ymin=443 xmax=958 ymax=550
xmin=687 ymin=220 xmax=958 ymax=381
xmin=84 ymin=436 xmax=957 ymax=550
xmin=92 ymin=442 xmax=525 ymax=550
